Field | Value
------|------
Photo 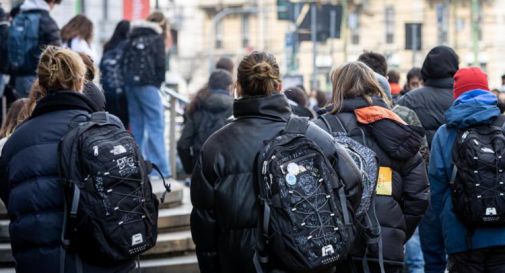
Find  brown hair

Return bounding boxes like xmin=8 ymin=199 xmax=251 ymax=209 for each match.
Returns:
xmin=78 ymin=52 xmax=96 ymax=81
xmin=0 ymin=98 xmax=30 ymax=138
xmin=237 ymin=51 xmax=281 ymax=97
xmin=61 ymin=15 xmax=94 ymax=44
xmin=147 ymin=11 xmax=168 ymax=38
xmin=330 ymin=61 xmax=389 ymax=114
xmin=37 ymin=46 xmax=87 ymax=93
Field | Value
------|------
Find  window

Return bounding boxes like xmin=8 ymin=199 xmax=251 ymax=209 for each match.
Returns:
xmin=242 ymin=15 xmax=250 ymax=48
xmin=436 ymin=3 xmax=448 ymax=44
xmin=349 ymin=10 xmax=360 ymax=45
xmin=385 ymin=6 xmax=395 ymax=44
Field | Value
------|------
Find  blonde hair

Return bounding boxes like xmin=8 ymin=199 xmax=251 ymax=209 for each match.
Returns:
xmin=37 ymin=46 xmax=87 ymax=93
xmin=237 ymin=51 xmax=281 ymax=97
xmin=0 ymin=98 xmax=30 ymax=138
xmin=330 ymin=61 xmax=390 ymax=114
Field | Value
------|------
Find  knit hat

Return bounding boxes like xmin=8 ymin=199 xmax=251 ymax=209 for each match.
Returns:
xmin=453 ymin=67 xmax=489 ymax=99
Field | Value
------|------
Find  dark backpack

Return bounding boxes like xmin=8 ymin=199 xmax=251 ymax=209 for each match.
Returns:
xmin=320 ymin=114 xmax=384 ymax=273
xmin=254 ymin=117 xmax=356 ymax=273
xmin=0 ymin=21 xmax=10 ymax=73
xmin=8 ymin=12 xmax=41 ymax=74
xmin=58 ymin=112 xmax=170 ymax=266
xmin=100 ymin=42 xmax=127 ymax=93
xmin=122 ymin=35 xmax=157 ymax=86
xmin=451 ymin=116 xmax=505 ymax=228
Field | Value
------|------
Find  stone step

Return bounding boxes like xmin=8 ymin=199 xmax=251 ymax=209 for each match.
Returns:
xmin=140 ymin=255 xmax=199 ymax=273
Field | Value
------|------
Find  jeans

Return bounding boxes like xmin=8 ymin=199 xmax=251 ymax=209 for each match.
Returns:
xmin=448 ymin=247 xmax=505 ymax=273
xmin=419 ymin=205 xmax=447 ymax=273
xmin=15 ymin=75 xmax=37 ymax=97
xmin=125 ymin=85 xmax=170 ymax=177
xmin=406 ymin=228 xmax=425 ymax=273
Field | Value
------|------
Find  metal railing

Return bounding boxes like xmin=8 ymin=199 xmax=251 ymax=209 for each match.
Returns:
xmin=161 ymin=83 xmax=189 ymax=177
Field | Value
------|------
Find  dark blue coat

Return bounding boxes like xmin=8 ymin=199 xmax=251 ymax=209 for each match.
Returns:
xmin=0 ymin=91 xmax=134 ymax=273
xmin=430 ymin=90 xmax=505 ymax=254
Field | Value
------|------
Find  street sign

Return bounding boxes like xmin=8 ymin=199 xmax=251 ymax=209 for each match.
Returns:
xmin=405 ymin=23 xmax=422 ymax=50
xmin=297 ymin=4 xmax=342 ymax=42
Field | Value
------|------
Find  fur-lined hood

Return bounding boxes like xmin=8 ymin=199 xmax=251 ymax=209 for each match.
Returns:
xmin=20 ymin=0 xmax=50 ymax=11
xmin=130 ymin=20 xmax=163 ymax=35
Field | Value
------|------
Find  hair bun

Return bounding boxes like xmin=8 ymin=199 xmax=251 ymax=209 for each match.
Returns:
xmin=251 ymin=62 xmax=274 ymax=81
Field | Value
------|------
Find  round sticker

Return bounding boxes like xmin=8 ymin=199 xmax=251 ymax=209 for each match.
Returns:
xmin=286 ymin=174 xmax=297 ymax=186
xmin=287 ymin=163 xmax=300 ymax=175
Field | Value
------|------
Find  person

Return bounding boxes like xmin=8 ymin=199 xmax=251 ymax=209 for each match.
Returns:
xmin=122 ymin=11 xmax=170 ymax=177
xmin=398 ymin=45 xmax=459 ymax=273
xmin=0 ymin=98 xmax=29 ymax=154
xmin=387 ymin=70 xmax=401 ymax=98
xmin=0 ymin=46 xmax=134 ymax=273
xmin=215 ymin=56 xmax=234 ymax=74
xmin=8 ymin=0 xmax=62 ymax=97
xmin=358 ymin=51 xmax=387 ymax=77
xmin=315 ymin=61 xmax=429 ymax=273
xmin=284 ymin=86 xmax=314 ymax=118
xmin=100 ymin=20 xmax=130 ymax=127
xmin=190 ymin=51 xmax=363 ymax=273
xmin=177 ymin=69 xmax=234 ymax=175
xmin=61 ymin=15 xmax=97 ymax=62
xmin=429 ymin=67 xmax=505 ymax=273
xmin=402 ymin=67 xmax=423 ymax=95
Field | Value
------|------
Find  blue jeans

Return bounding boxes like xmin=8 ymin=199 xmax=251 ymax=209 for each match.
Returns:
xmin=419 ymin=205 xmax=447 ymax=273
xmin=15 ymin=75 xmax=37 ymax=98
xmin=125 ymin=85 xmax=171 ymax=177
xmin=406 ymin=228 xmax=425 ymax=273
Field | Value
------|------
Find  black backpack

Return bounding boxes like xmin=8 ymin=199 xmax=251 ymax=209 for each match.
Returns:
xmin=122 ymin=35 xmax=157 ymax=86
xmin=320 ymin=115 xmax=384 ymax=273
xmin=0 ymin=20 xmax=10 ymax=73
xmin=451 ymin=115 xmax=505 ymax=228
xmin=58 ymin=112 xmax=170 ymax=266
xmin=254 ymin=117 xmax=356 ymax=273
xmin=7 ymin=12 xmax=41 ymax=74
xmin=99 ymin=42 xmax=127 ymax=93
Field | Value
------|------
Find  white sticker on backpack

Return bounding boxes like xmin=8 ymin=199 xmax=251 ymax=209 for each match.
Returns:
xmin=131 ymin=233 xmax=144 ymax=246
xmin=486 ymin=207 xmax=498 ymax=216
xmin=321 ymin=244 xmax=335 ymax=257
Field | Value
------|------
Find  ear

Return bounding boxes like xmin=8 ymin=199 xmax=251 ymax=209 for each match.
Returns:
xmin=276 ymin=83 xmax=283 ymax=92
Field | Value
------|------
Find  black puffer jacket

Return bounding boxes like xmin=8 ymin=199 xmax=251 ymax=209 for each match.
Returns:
xmin=314 ymin=97 xmax=429 ymax=267
xmin=397 ymin=46 xmax=458 ymax=147
xmin=0 ymin=92 xmax=134 ymax=273
xmin=122 ymin=21 xmax=166 ymax=87
xmin=177 ymin=90 xmax=233 ymax=174
xmin=190 ymin=94 xmax=363 ymax=273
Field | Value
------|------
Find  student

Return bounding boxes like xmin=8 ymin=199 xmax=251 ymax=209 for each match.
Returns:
xmin=190 ymin=51 xmax=363 ymax=273
xmin=284 ymin=86 xmax=315 ymax=118
xmin=177 ymin=69 xmax=234 ymax=175
xmin=122 ymin=11 xmax=170 ymax=177
xmin=8 ymin=0 xmax=62 ymax=97
xmin=61 ymin=15 xmax=97 ymax=62
xmin=429 ymin=67 xmax=505 ymax=273
xmin=315 ymin=61 xmax=429 ymax=273
xmin=0 ymin=46 xmax=134 ymax=273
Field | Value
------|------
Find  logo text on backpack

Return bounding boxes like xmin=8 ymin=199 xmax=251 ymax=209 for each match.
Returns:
xmin=131 ymin=233 xmax=144 ymax=246
xmin=111 ymin=145 xmax=127 ymax=155
xmin=486 ymin=207 xmax=498 ymax=216
xmin=321 ymin=244 xmax=335 ymax=257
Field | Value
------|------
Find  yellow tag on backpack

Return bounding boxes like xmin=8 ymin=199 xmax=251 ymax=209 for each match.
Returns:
xmin=376 ymin=167 xmax=393 ymax=196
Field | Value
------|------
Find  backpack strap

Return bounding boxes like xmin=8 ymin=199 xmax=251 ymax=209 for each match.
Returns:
xmin=284 ymin=116 xmax=309 ymax=134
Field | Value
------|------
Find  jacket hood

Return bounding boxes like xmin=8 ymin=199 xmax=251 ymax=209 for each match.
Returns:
xmin=201 ymin=91 xmax=233 ymax=113
xmin=130 ymin=20 xmax=163 ymax=37
xmin=421 ymin=46 xmax=459 ymax=81
xmin=234 ymin=93 xmax=292 ymax=122
xmin=445 ymin=90 xmax=501 ymax=129
xmin=20 ymin=0 xmax=50 ymax=11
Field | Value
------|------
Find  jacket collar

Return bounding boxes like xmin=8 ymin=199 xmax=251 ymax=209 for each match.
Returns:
xmin=131 ymin=20 xmax=163 ymax=34
xmin=20 ymin=0 xmax=50 ymax=11
xmin=31 ymin=91 xmax=98 ymax=119
xmin=339 ymin=96 xmax=389 ymax=113
xmin=424 ymin=77 xmax=454 ymax=89
xmin=233 ymin=93 xmax=292 ymax=122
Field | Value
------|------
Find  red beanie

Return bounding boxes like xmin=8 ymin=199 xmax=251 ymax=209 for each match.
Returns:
xmin=453 ymin=67 xmax=489 ymax=99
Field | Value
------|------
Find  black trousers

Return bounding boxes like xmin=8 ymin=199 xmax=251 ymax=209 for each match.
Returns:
xmin=448 ymin=247 xmax=505 ymax=273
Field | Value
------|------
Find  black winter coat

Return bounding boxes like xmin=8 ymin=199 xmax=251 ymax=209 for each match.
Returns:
xmin=13 ymin=9 xmax=61 ymax=76
xmin=0 ymin=92 xmax=134 ymax=273
xmin=177 ymin=90 xmax=233 ymax=174
xmin=190 ymin=93 xmax=363 ymax=273
xmin=397 ymin=78 xmax=454 ymax=147
xmin=314 ymin=97 xmax=429 ymax=267
xmin=122 ymin=21 xmax=166 ymax=88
